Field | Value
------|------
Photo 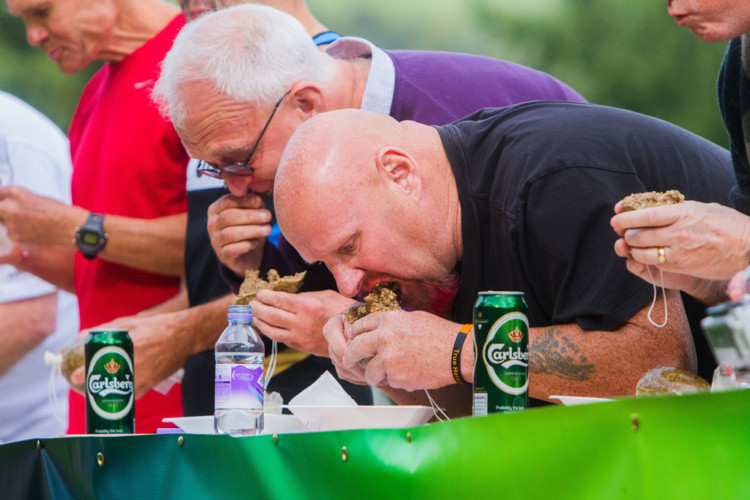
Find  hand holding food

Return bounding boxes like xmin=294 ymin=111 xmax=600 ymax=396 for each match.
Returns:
xmin=619 ymin=190 xmax=684 ymax=212
xmin=611 ymin=195 xmax=750 ymax=303
xmin=252 ymin=289 xmax=355 ymax=357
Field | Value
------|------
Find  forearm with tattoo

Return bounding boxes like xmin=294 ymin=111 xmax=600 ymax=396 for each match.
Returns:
xmin=529 ymin=327 xmax=595 ymax=381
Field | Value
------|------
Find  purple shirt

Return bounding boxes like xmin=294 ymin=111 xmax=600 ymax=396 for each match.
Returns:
xmin=222 ymin=48 xmax=586 ymax=293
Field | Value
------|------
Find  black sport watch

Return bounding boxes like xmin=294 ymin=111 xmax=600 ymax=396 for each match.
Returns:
xmin=74 ymin=212 xmax=108 ymax=259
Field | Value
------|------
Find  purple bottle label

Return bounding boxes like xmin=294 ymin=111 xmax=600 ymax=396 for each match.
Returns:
xmin=215 ymin=364 xmax=264 ymax=410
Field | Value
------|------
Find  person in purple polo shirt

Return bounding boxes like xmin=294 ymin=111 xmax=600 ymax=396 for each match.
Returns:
xmin=152 ymin=3 xmax=585 ymax=401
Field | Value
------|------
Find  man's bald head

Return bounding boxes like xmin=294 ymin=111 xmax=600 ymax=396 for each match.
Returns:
xmin=276 ymin=109 xmax=401 ymax=197
xmin=274 ymin=110 xmax=408 ymax=231
xmin=274 ymin=108 xmax=462 ymax=304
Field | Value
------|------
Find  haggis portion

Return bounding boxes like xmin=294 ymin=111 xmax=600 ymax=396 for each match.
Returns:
xmin=343 ymin=282 xmax=402 ymax=324
xmin=620 ymin=190 xmax=685 ymax=212
xmin=233 ymin=269 xmax=307 ymax=305
xmin=635 ymin=366 xmax=710 ymax=396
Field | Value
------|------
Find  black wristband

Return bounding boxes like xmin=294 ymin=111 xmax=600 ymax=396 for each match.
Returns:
xmin=451 ymin=324 xmax=472 ymax=384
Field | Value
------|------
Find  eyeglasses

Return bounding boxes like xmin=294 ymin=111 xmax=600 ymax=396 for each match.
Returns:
xmin=196 ymin=89 xmax=291 ymax=179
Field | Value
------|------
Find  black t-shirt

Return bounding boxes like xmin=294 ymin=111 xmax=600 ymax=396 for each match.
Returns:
xmin=718 ymin=36 xmax=750 ymax=214
xmin=437 ymin=102 xmax=736 ymax=381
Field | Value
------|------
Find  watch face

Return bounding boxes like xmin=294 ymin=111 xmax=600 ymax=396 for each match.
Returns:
xmin=81 ymin=231 xmax=100 ymax=245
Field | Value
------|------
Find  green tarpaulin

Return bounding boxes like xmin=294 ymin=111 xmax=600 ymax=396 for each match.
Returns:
xmin=2 ymin=389 xmax=749 ymax=499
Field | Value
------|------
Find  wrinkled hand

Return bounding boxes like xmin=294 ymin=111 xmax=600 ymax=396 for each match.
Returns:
xmin=207 ymin=193 xmax=272 ymax=275
xmin=331 ymin=310 xmax=460 ymax=391
xmin=0 ymin=186 xmax=85 ymax=247
xmin=252 ymin=289 xmax=355 ymax=357
xmin=323 ymin=312 xmax=369 ymax=386
xmin=69 ymin=314 xmax=189 ymax=399
xmin=611 ymin=201 xmax=750 ymax=292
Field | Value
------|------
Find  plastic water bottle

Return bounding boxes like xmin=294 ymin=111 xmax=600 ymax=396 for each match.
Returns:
xmin=215 ymin=305 xmax=264 ymax=436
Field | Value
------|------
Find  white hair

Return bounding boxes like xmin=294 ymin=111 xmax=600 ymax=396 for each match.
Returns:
xmin=153 ymin=4 xmax=337 ymax=129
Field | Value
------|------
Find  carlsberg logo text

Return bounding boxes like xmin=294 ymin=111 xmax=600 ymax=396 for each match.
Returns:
xmin=88 ymin=374 xmax=134 ymax=398
xmin=486 ymin=343 xmax=529 ymax=365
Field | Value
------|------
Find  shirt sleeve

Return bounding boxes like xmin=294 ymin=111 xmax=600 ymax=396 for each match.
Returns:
xmin=0 ymin=137 xmax=70 ymax=303
xmin=516 ymin=166 xmax=655 ymax=331
xmin=0 ymin=265 xmax=56 ymax=303
xmin=7 ymin=139 xmax=72 ymax=204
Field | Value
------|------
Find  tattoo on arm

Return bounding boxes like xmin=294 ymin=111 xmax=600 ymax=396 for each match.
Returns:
xmin=529 ymin=327 xmax=594 ymax=381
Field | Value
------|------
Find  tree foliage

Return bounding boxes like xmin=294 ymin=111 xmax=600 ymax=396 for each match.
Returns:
xmin=471 ymin=0 xmax=729 ymax=145
xmin=0 ymin=0 xmax=731 ymax=147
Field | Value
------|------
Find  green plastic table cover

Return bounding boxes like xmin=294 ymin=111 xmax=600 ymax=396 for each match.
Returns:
xmin=1 ymin=389 xmax=748 ymax=499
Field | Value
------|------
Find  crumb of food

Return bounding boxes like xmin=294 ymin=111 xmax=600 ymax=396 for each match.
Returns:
xmin=620 ymin=190 xmax=685 ymax=212
xmin=343 ymin=282 xmax=402 ymax=324
xmin=233 ymin=269 xmax=307 ymax=305
xmin=635 ymin=366 xmax=710 ymax=396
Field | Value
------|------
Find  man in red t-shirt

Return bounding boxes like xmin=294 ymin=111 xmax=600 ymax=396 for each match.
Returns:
xmin=2 ymin=0 xmax=188 ymax=433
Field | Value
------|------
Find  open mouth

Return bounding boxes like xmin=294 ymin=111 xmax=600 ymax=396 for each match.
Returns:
xmin=46 ymin=47 xmax=62 ymax=61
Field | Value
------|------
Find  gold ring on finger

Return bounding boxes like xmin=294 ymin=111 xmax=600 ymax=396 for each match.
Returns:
xmin=657 ymin=247 xmax=666 ymax=265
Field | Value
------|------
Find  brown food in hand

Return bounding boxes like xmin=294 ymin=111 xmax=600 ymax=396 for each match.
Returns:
xmin=343 ymin=282 xmax=402 ymax=324
xmin=233 ymin=269 xmax=307 ymax=305
xmin=635 ymin=366 xmax=710 ymax=396
xmin=620 ymin=190 xmax=685 ymax=212
xmin=60 ymin=337 xmax=86 ymax=393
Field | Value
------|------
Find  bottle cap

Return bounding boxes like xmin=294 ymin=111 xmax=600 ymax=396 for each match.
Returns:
xmin=228 ymin=304 xmax=253 ymax=319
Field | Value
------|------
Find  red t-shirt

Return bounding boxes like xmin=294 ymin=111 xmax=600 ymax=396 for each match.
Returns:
xmin=67 ymin=15 xmax=188 ymax=434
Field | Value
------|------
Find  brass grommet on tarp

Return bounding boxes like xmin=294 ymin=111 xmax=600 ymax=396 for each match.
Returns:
xmin=97 ymin=452 xmax=104 ymax=467
xmin=341 ymin=446 xmax=348 ymax=462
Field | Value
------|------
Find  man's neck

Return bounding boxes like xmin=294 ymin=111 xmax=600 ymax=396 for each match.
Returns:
xmin=103 ymin=0 xmax=179 ymax=63
xmin=343 ymin=58 xmax=371 ymax=109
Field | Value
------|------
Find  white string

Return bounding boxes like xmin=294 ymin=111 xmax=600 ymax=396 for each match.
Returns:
xmin=264 ymin=339 xmax=278 ymax=390
xmin=423 ymin=389 xmax=449 ymax=422
xmin=645 ymin=266 xmax=668 ymax=328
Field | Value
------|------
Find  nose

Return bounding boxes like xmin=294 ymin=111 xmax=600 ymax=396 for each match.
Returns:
xmin=223 ymin=175 xmax=252 ymax=197
xmin=331 ymin=264 xmax=365 ymax=298
xmin=26 ymin=25 xmax=49 ymax=47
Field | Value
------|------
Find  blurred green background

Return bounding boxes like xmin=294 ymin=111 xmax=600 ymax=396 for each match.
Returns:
xmin=0 ymin=0 xmax=729 ymax=147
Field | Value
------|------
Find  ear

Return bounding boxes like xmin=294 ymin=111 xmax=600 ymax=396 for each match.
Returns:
xmin=375 ymin=146 xmax=421 ymax=197
xmin=288 ymin=82 xmax=326 ymax=119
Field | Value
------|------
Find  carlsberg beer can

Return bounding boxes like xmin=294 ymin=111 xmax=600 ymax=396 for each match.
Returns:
xmin=473 ymin=291 xmax=529 ymax=415
xmin=85 ymin=329 xmax=135 ymax=434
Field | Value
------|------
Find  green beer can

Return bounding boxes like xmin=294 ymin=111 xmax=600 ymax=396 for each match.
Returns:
xmin=85 ymin=329 xmax=135 ymax=434
xmin=473 ymin=291 xmax=529 ymax=415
